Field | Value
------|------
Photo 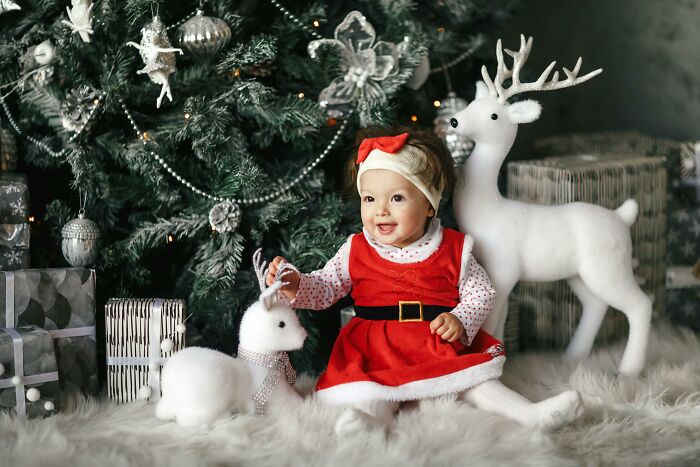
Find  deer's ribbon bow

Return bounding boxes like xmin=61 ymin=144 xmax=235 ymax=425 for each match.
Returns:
xmin=356 ymin=133 xmax=410 ymax=164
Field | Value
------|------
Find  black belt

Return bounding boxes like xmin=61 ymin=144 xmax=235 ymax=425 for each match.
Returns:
xmin=354 ymin=302 xmax=451 ymax=322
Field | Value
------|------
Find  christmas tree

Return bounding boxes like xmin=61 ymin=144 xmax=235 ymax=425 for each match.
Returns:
xmin=0 ymin=0 xmax=514 ymax=374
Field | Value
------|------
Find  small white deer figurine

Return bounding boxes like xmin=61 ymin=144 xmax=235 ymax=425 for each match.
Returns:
xmin=156 ymin=249 xmax=307 ymax=427
xmin=451 ymin=35 xmax=652 ymax=376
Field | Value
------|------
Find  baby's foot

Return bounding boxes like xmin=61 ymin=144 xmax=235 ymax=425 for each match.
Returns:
xmin=531 ymin=390 xmax=583 ymax=431
xmin=334 ymin=407 xmax=388 ymax=436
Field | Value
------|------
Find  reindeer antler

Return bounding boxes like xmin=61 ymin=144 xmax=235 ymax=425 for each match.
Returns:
xmin=482 ymin=34 xmax=603 ymax=104
xmin=252 ymin=248 xmax=268 ymax=293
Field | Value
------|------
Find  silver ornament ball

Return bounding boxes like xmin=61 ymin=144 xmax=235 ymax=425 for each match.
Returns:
xmin=434 ymin=91 xmax=473 ymax=166
xmin=61 ymin=210 xmax=101 ymax=267
xmin=177 ymin=10 xmax=231 ymax=62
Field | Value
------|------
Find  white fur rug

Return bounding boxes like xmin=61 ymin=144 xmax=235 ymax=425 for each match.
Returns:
xmin=2 ymin=323 xmax=700 ymax=467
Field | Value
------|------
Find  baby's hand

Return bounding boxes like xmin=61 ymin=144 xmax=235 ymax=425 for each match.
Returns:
xmin=266 ymin=256 xmax=300 ymax=300
xmin=429 ymin=313 xmax=465 ymax=343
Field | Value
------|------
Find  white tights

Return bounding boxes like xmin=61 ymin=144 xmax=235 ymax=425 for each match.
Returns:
xmin=334 ymin=380 xmax=582 ymax=435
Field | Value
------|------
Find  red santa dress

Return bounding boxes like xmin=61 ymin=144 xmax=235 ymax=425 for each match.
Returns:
xmin=313 ymin=227 xmax=505 ymax=404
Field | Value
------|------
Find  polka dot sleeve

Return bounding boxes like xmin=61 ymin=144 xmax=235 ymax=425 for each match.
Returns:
xmin=278 ymin=237 xmax=353 ymax=310
xmin=450 ymin=237 xmax=497 ymax=346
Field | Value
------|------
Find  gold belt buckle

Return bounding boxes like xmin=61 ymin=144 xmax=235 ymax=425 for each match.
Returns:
xmin=398 ymin=301 xmax=423 ymax=322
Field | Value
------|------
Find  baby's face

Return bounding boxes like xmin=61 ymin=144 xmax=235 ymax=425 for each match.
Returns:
xmin=359 ymin=169 xmax=434 ymax=248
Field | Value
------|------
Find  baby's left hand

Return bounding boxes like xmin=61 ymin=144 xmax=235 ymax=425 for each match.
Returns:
xmin=430 ymin=313 xmax=465 ymax=342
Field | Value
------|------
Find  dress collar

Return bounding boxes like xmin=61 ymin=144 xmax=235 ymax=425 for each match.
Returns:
xmin=362 ymin=217 xmax=443 ymax=264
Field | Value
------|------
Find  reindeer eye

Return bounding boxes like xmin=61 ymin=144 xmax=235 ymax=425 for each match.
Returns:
xmin=278 ymin=321 xmax=286 ymax=328
xmin=491 ymin=113 xmax=498 ymax=120
xmin=450 ymin=118 xmax=458 ymax=128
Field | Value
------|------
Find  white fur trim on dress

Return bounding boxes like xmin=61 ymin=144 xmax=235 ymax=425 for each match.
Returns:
xmin=315 ymin=355 xmax=505 ymax=405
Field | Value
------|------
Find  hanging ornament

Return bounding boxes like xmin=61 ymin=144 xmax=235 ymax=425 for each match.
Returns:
xmin=18 ymin=41 xmax=56 ymax=91
xmin=209 ymin=200 xmax=241 ymax=233
xmin=126 ymin=16 xmax=183 ymax=109
xmin=61 ymin=208 xmax=101 ymax=267
xmin=406 ymin=54 xmax=431 ymax=90
xmin=160 ymin=338 xmax=174 ymax=353
xmin=26 ymin=387 xmax=41 ymax=402
xmin=433 ymin=91 xmax=473 ymax=166
xmin=0 ymin=0 xmax=20 ymax=15
xmin=308 ymin=11 xmax=399 ymax=119
xmin=62 ymin=0 xmax=94 ymax=43
xmin=138 ymin=385 xmax=152 ymax=400
xmin=61 ymin=85 xmax=99 ymax=133
xmin=176 ymin=9 xmax=231 ymax=62
xmin=0 ymin=121 xmax=17 ymax=172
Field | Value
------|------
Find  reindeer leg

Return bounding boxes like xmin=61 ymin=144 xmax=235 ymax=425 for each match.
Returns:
xmin=481 ymin=273 xmax=518 ymax=341
xmin=579 ymin=268 xmax=652 ymax=376
xmin=564 ymin=276 xmax=609 ymax=362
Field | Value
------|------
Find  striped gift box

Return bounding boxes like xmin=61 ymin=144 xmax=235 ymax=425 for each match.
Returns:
xmin=105 ymin=298 xmax=185 ymax=403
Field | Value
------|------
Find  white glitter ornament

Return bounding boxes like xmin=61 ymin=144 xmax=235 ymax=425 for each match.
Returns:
xmin=62 ymin=0 xmax=94 ymax=43
xmin=138 ymin=385 xmax=152 ymax=400
xmin=0 ymin=0 xmax=21 ymax=15
xmin=160 ymin=338 xmax=174 ymax=353
xmin=44 ymin=401 xmax=55 ymax=411
xmin=61 ymin=209 xmax=101 ymax=267
xmin=26 ymin=387 xmax=41 ymax=402
xmin=209 ymin=200 xmax=241 ymax=233
xmin=126 ymin=16 xmax=183 ymax=108
xmin=175 ymin=323 xmax=186 ymax=334
xmin=11 ymin=375 xmax=21 ymax=386
xmin=33 ymin=41 xmax=56 ymax=66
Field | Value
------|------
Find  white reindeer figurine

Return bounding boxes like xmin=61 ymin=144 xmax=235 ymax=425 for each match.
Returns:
xmin=451 ymin=35 xmax=652 ymax=376
xmin=156 ymin=249 xmax=308 ymax=427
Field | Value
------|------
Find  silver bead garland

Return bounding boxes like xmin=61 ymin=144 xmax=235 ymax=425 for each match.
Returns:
xmin=119 ymin=98 xmax=350 ymax=205
xmin=268 ymin=0 xmax=323 ymax=40
xmin=0 ymin=93 xmax=103 ymax=158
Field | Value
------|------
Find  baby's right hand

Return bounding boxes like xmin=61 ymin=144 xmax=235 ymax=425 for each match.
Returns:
xmin=266 ymin=256 xmax=300 ymax=300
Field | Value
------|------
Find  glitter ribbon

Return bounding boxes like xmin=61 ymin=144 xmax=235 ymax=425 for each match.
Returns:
xmin=237 ymin=346 xmax=296 ymax=416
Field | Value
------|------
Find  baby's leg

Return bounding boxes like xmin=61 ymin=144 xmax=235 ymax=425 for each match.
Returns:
xmin=459 ymin=380 xmax=583 ymax=431
xmin=335 ymin=399 xmax=399 ymax=436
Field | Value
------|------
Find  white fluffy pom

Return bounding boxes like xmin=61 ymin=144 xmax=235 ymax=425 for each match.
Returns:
xmin=138 ymin=385 xmax=152 ymax=400
xmin=11 ymin=375 xmax=22 ymax=386
xmin=0 ymin=363 xmax=4 ymax=376
xmin=44 ymin=401 xmax=55 ymax=411
xmin=160 ymin=338 xmax=174 ymax=353
xmin=175 ymin=323 xmax=186 ymax=334
xmin=26 ymin=388 xmax=41 ymax=402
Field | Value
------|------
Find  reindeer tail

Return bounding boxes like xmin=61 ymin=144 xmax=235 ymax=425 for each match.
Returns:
xmin=615 ymin=199 xmax=639 ymax=227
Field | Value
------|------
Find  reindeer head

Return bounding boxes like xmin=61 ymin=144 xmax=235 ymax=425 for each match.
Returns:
xmin=450 ymin=35 xmax=602 ymax=147
xmin=238 ymin=249 xmax=308 ymax=354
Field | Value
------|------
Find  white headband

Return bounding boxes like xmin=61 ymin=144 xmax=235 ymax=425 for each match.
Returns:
xmin=356 ymin=145 xmax=442 ymax=211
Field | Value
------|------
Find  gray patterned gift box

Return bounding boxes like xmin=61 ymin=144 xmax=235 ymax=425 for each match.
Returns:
xmin=0 ymin=326 xmax=60 ymax=418
xmin=0 ymin=174 xmax=29 ymax=271
xmin=666 ymin=266 xmax=700 ymax=332
xmin=507 ymin=154 xmax=667 ymax=350
xmin=1 ymin=268 xmax=97 ymax=406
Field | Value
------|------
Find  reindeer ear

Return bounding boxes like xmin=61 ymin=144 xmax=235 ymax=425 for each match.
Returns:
xmin=508 ymin=99 xmax=541 ymax=124
xmin=475 ymin=81 xmax=490 ymax=99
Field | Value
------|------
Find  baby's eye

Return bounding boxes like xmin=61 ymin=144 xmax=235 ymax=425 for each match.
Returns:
xmin=363 ymin=196 xmax=374 ymax=202
xmin=391 ymin=194 xmax=404 ymax=202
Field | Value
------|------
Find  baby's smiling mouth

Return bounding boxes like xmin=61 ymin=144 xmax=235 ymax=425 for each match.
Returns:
xmin=377 ymin=223 xmax=396 ymax=234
